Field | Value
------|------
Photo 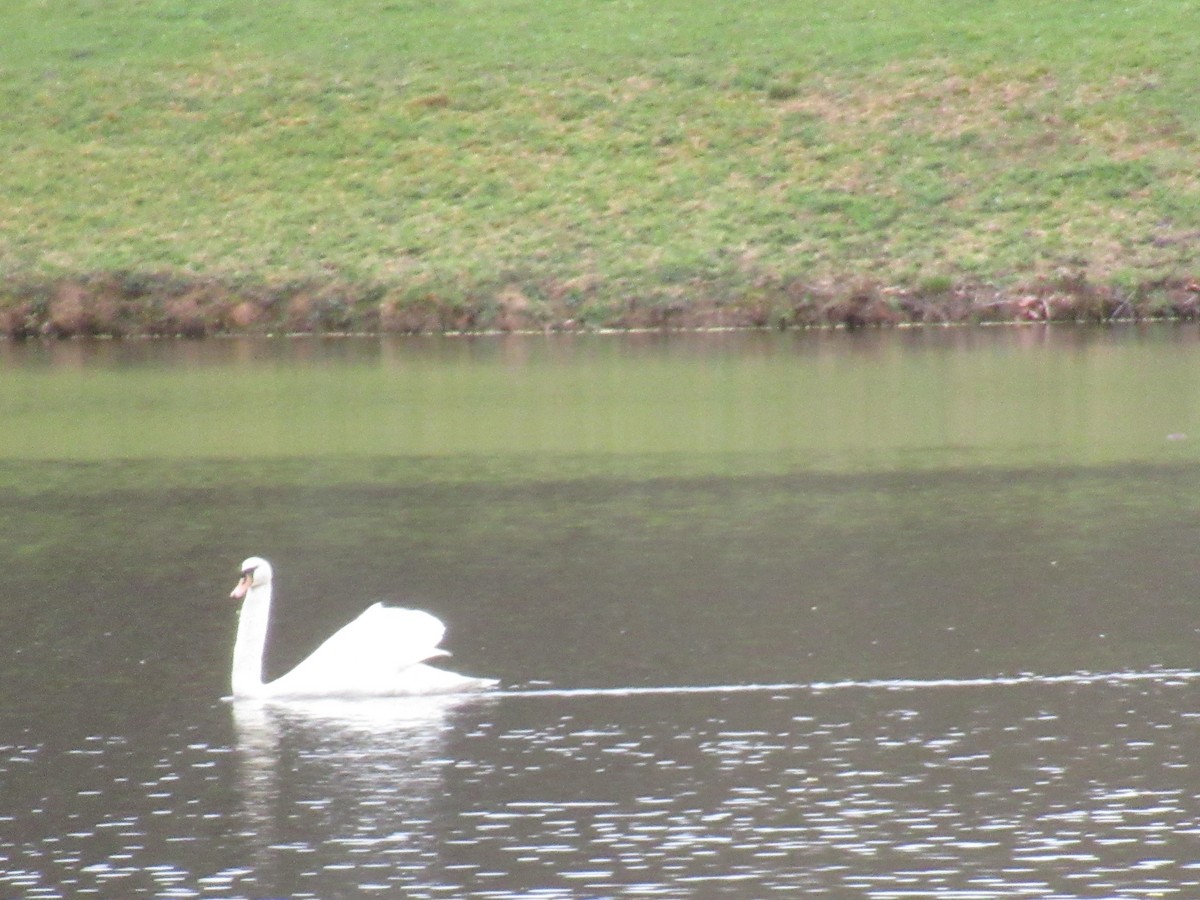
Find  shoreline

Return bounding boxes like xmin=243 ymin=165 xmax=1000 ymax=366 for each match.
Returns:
xmin=3 ymin=272 xmax=1199 ymax=339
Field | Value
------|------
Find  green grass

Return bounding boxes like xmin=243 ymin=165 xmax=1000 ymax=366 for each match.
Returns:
xmin=2 ymin=0 xmax=1199 ymax=330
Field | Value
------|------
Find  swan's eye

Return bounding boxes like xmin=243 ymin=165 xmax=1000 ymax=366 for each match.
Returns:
xmin=241 ymin=568 xmax=256 ymax=578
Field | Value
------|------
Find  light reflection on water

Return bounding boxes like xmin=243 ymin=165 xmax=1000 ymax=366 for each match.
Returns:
xmin=3 ymin=673 xmax=1199 ymax=898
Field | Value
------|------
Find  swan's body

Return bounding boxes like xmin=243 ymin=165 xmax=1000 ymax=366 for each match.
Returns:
xmin=229 ymin=557 xmax=497 ymax=699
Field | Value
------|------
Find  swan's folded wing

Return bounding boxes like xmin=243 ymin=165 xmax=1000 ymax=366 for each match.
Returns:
xmin=272 ymin=605 xmax=449 ymax=694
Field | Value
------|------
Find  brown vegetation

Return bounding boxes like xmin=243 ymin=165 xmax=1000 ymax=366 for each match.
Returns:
xmin=3 ymin=272 xmax=1200 ymax=339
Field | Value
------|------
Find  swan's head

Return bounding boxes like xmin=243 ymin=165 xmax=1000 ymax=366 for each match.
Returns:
xmin=230 ymin=556 xmax=273 ymax=600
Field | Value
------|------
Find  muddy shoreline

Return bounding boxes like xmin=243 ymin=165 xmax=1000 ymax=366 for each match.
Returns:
xmin=3 ymin=273 xmax=1199 ymax=339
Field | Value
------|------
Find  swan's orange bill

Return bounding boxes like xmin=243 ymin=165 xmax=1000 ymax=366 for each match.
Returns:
xmin=230 ymin=574 xmax=251 ymax=600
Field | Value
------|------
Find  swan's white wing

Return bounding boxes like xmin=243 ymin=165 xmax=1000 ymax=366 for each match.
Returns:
xmin=269 ymin=605 xmax=450 ymax=696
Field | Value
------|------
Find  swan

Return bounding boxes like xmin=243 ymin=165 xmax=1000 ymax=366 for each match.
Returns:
xmin=228 ymin=557 xmax=498 ymax=699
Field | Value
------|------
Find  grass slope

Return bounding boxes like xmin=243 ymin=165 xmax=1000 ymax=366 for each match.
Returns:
xmin=1 ymin=0 xmax=1199 ymax=333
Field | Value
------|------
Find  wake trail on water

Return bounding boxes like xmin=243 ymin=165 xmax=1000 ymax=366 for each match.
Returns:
xmin=498 ymin=667 xmax=1200 ymax=699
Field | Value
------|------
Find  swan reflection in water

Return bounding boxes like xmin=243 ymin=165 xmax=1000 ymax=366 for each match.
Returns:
xmin=232 ymin=693 xmax=494 ymax=886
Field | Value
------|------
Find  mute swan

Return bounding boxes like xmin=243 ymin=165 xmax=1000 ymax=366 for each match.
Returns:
xmin=229 ymin=557 xmax=498 ymax=699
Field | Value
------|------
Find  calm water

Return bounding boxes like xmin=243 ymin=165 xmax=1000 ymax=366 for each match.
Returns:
xmin=2 ymin=327 xmax=1200 ymax=898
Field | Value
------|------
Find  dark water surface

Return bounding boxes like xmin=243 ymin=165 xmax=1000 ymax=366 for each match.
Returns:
xmin=2 ymin=328 xmax=1200 ymax=898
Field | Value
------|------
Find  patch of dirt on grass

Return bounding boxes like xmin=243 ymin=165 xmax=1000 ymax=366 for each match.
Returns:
xmin=781 ymin=62 xmax=1058 ymax=137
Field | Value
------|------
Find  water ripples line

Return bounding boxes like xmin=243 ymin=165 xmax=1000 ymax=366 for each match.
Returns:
xmin=499 ymin=667 xmax=1200 ymax=699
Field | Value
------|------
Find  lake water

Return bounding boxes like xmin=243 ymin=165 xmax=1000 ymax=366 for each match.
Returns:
xmin=2 ymin=327 xmax=1200 ymax=898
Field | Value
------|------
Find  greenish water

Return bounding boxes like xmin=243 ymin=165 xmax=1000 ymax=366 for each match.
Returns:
xmin=2 ymin=327 xmax=1199 ymax=479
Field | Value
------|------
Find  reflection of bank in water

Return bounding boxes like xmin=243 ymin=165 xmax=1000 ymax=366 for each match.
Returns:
xmin=232 ymin=695 xmax=494 ymax=891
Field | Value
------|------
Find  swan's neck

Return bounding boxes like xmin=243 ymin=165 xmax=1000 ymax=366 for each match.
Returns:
xmin=232 ymin=584 xmax=271 ymax=698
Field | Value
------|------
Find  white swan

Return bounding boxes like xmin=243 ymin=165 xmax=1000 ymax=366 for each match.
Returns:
xmin=228 ymin=557 xmax=497 ymax=699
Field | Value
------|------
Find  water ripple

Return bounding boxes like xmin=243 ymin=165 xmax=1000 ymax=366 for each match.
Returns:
xmin=500 ymin=665 xmax=1200 ymax=699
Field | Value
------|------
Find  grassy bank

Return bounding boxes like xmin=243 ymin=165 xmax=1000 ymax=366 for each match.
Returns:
xmin=2 ymin=0 xmax=1199 ymax=335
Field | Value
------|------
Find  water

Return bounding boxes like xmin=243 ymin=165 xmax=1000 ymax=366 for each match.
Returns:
xmin=2 ymin=327 xmax=1200 ymax=898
